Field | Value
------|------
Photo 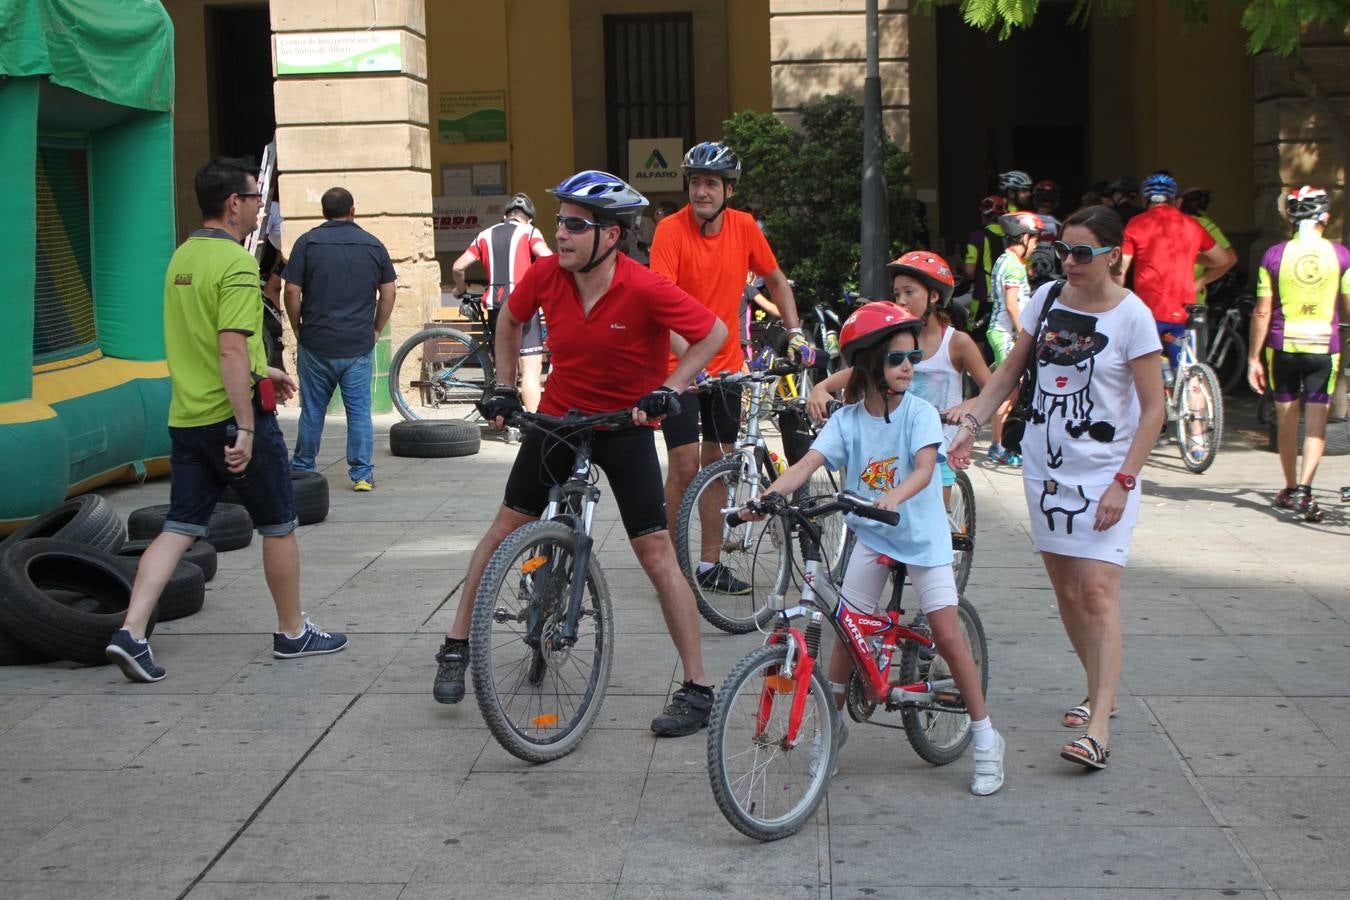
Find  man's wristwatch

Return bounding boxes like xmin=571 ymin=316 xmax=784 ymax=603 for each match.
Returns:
xmin=1113 ymin=472 xmax=1137 ymax=491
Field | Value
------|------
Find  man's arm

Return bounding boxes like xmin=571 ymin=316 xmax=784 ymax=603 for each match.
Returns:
xmin=761 ymin=268 xmax=800 ymax=330
xmin=1247 ymin=289 xmax=1273 ymax=394
xmin=373 ymin=280 xmax=396 ymax=341
xmin=666 ymin=319 xmax=729 ymax=392
xmin=1197 ymin=244 xmax=1236 ymax=287
xmin=451 ymin=249 xmax=476 ymax=297
xmin=283 ymin=282 xmax=303 ymax=336
xmin=492 ymin=303 xmax=525 ymax=390
xmin=1116 ymin=253 xmax=1133 ymax=287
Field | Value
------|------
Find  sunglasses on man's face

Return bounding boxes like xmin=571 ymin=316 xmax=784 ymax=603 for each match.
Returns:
xmin=884 ymin=349 xmax=924 ymax=368
xmin=1052 ymin=241 xmax=1115 ymax=264
xmin=556 ymin=214 xmax=607 ymax=234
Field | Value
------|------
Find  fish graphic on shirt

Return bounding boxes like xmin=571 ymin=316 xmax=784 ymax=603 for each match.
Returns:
xmin=858 ymin=456 xmax=898 ymax=492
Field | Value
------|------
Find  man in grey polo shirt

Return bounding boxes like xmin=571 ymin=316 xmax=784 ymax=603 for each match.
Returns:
xmin=283 ymin=187 xmax=397 ymax=491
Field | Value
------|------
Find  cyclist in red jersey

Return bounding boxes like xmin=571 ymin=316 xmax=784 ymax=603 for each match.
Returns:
xmin=1120 ymin=171 xmax=1233 ymax=374
xmin=451 ymin=193 xmax=552 ymax=411
xmin=432 ymin=171 xmax=731 ymax=738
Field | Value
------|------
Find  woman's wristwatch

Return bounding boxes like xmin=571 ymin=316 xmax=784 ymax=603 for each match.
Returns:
xmin=1113 ymin=472 xmax=1137 ymax=491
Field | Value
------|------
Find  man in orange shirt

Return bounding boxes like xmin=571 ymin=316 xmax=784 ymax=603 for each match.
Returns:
xmin=650 ymin=141 xmax=810 ymax=595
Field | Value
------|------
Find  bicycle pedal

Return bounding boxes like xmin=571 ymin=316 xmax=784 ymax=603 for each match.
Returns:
xmin=951 ymin=534 xmax=973 ymax=553
xmin=933 ymin=689 xmax=962 ymax=706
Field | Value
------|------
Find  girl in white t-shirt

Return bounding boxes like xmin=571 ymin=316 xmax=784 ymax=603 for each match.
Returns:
xmin=739 ymin=301 xmax=1005 ymax=797
xmin=945 ymin=205 xmax=1166 ymax=772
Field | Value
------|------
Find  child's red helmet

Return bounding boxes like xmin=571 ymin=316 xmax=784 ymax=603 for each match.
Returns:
xmin=886 ymin=251 xmax=956 ymax=305
xmin=839 ymin=302 xmax=924 ymax=366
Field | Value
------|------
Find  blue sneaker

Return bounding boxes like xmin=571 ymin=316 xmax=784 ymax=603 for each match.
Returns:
xmin=273 ymin=615 xmax=348 ymax=659
xmin=105 ymin=629 xmax=167 ymax=683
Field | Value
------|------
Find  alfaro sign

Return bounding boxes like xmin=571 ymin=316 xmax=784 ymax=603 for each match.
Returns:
xmin=628 ymin=138 xmax=684 ymax=191
xmin=432 ymin=195 xmax=510 ymax=253
xmin=275 ymin=31 xmax=402 ymax=75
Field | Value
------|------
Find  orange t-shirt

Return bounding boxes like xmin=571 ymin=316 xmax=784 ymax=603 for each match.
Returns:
xmin=650 ymin=205 xmax=780 ymax=376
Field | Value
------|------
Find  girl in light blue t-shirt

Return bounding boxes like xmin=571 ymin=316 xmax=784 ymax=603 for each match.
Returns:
xmin=738 ymin=301 xmax=1004 ymax=796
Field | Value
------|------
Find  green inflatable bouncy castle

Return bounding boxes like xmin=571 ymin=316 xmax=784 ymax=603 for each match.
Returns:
xmin=0 ymin=0 xmax=176 ymax=528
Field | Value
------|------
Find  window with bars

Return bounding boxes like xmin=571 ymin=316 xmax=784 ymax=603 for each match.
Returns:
xmin=603 ymin=13 xmax=695 ymax=177
xmin=34 ymin=144 xmax=97 ymax=362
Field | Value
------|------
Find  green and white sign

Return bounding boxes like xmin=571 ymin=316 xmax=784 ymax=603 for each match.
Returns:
xmin=276 ymin=31 xmax=402 ymax=75
xmin=628 ymin=138 xmax=684 ymax=191
xmin=438 ymin=92 xmax=508 ymax=144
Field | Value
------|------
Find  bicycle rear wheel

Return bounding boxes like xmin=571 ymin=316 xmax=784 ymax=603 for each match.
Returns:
xmin=389 ymin=327 xmax=493 ymax=422
xmin=1176 ymin=363 xmax=1223 ymax=474
xmin=1208 ymin=326 xmax=1247 ymax=396
xmin=707 ymin=643 xmax=835 ymax=841
xmin=948 ymin=470 xmax=976 ymax=594
xmin=676 ymin=455 xmax=789 ymax=633
xmin=897 ymin=597 xmax=988 ymax=765
xmin=470 ymin=520 xmax=613 ymax=762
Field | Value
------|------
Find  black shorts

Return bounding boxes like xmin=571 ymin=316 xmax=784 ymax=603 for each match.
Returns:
xmin=660 ymin=385 xmax=742 ymax=450
xmin=502 ymin=424 xmax=667 ymax=538
xmin=1267 ymin=348 xmax=1339 ymax=404
xmin=487 ymin=305 xmax=545 ymax=356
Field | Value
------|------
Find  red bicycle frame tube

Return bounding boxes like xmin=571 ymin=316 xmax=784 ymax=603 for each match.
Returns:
xmin=833 ymin=603 xmax=935 ymax=701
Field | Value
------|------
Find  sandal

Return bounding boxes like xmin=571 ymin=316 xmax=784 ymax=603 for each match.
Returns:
xmin=1060 ymin=734 xmax=1110 ymax=770
xmin=1061 ymin=698 xmax=1121 ymax=729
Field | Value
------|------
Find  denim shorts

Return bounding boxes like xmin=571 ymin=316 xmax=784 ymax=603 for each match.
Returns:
xmin=165 ymin=406 xmax=297 ymax=538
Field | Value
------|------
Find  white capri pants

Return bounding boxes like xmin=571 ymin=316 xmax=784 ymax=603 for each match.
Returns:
xmin=838 ymin=539 xmax=959 ymax=617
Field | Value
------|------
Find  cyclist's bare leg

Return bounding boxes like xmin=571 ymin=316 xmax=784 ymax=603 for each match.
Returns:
xmin=1040 ymin=551 xmax=1122 ymax=746
xmin=630 ymin=529 xmax=707 ymax=684
xmin=518 ymin=354 xmax=543 ymax=413
xmin=664 ymin=444 xmax=701 ymax=533
xmin=695 ymin=440 xmax=735 ymax=562
xmin=926 ymin=605 xmax=988 ymax=722
xmin=447 ymin=504 xmax=537 ymax=641
xmin=990 ymin=387 xmax=1018 ymax=448
xmin=1299 ymin=401 xmax=1330 ymax=486
xmin=825 ymin=634 xmax=854 ymax=710
xmin=1275 ymin=400 xmax=1302 ymax=487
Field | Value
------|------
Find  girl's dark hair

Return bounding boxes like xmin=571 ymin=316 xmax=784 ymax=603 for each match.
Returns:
xmin=1061 ymin=205 xmax=1125 ymax=276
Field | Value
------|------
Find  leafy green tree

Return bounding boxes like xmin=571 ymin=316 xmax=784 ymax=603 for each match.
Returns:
xmin=722 ymin=95 xmax=924 ymax=303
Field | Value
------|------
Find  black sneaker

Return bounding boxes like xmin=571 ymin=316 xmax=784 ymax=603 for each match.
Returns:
xmin=1298 ymin=493 xmax=1326 ymax=523
xmin=105 ymin=629 xmax=166 ymax=683
xmin=1274 ymin=487 xmax=1298 ymax=510
xmin=651 ymin=681 xmax=714 ymax=736
xmin=433 ymin=637 xmax=469 ymax=704
xmin=696 ymin=562 xmax=751 ymax=596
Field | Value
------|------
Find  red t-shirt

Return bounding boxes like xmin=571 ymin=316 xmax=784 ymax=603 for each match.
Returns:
xmin=650 ymin=205 xmax=779 ymax=375
xmin=1123 ymin=205 xmax=1216 ymax=323
xmin=507 ymin=254 xmax=717 ymax=416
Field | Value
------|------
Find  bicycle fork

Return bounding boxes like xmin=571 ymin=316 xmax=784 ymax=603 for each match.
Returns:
xmin=529 ymin=482 xmax=600 ymax=650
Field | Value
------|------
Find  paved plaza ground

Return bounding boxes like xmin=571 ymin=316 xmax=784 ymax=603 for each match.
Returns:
xmin=1 ymin=398 xmax=1347 ymax=899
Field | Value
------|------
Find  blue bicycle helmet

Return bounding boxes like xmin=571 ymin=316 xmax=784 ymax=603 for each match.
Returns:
xmin=1141 ymin=171 xmax=1178 ymax=202
xmin=548 ymin=170 xmax=649 ymax=272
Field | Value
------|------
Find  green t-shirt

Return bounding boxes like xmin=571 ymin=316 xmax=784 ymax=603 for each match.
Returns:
xmin=1192 ymin=214 xmax=1231 ymax=304
xmin=163 ymin=229 xmax=268 ymax=427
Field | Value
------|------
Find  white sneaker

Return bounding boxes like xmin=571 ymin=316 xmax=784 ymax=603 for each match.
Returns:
xmin=808 ymin=716 xmax=847 ymax=778
xmin=970 ymin=730 xmax=1006 ymax=796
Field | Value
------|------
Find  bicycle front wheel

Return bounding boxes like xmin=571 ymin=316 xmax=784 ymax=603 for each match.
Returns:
xmin=470 ymin=520 xmax=613 ymax=763
xmin=676 ymin=455 xmax=789 ymax=633
xmin=1176 ymin=363 xmax=1223 ymax=474
xmin=707 ymin=643 xmax=835 ymax=841
xmin=389 ymin=327 xmax=494 ymax=422
xmin=948 ymin=470 xmax=976 ymax=594
xmin=898 ymin=597 xmax=988 ymax=766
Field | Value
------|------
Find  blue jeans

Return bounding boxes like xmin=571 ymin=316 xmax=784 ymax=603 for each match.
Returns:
xmin=294 ymin=345 xmax=374 ymax=483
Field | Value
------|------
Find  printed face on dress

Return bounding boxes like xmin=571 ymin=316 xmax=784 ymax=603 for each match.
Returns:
xmin=891 ymin=273 xmax=932 ymax=319
xmin=554 ymin=201 xmax=619 ymax=272
xmin=688 ymin=173 xmax=730 ymax=218
xmin=882 ymin=329 xmax=918 ymax=394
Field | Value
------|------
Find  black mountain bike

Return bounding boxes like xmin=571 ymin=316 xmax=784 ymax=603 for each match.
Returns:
xmin=389 ymin=291 xmax=494 ymax=422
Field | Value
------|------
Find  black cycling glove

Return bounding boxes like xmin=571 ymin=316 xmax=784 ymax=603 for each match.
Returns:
xmin=482 ymin=385 xmax=524 ymax=424
xmin=636 ymin=386 xmax=682 ymax=419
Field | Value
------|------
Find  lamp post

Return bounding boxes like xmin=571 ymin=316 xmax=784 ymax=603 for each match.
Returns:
xmin=859 ymin=0 xmax=889 ymax=299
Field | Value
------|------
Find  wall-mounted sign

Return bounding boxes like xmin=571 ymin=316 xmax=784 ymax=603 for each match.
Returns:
xmin=628 ymin=138 xmax=683 ymax=191
xmin=438 ymin=92 xmax=507 ymax=143
xmin=432 ymin=195 xmax=511 ymax=253
xmin=275 ymin=31 xmax=402 ymax=75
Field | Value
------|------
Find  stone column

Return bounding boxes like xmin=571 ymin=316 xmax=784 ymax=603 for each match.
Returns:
xmin=270 ymin=0 xmax=440 ymax=411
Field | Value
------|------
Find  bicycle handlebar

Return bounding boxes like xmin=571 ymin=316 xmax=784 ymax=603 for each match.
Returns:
xmin=696 ymin=362 xmax=803 ymax=390
xmin=474 ymin=403 xmax=637 ymax=433
xmin=724 ymin=491 xmax=900 ymax=529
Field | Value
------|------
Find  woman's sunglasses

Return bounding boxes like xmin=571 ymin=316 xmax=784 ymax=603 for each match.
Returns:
xmin=1052 ymin=241 xmax=1115 ymax=264
xmin=556 ymin=214 xmax=607 ymax=234
xmin=884 ymin=349 xmax=924 ymax=367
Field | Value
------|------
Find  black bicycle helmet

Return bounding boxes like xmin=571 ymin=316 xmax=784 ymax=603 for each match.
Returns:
xmin=999 ymin=170 xmax=1032 ymax=192
xmin=682 ymin=141 xmax=742 ymax=184
xmin=1106 ymin=176 xmax=1138 ymax=197
xmin=504 ymin=192 xmax=536 ymax=221
xmin=1286 ymin=186 xmax=1331 ymax=225
xmin=1179 ymin=188 xmax=1211 ymax=216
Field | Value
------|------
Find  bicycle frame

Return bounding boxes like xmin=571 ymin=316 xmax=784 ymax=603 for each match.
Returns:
xmin=746 ymin=501 xmax=953 ymax=749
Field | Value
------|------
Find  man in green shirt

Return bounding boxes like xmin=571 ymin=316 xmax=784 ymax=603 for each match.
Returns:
xmin=106 ymin=157 xmax=348 ymax=683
